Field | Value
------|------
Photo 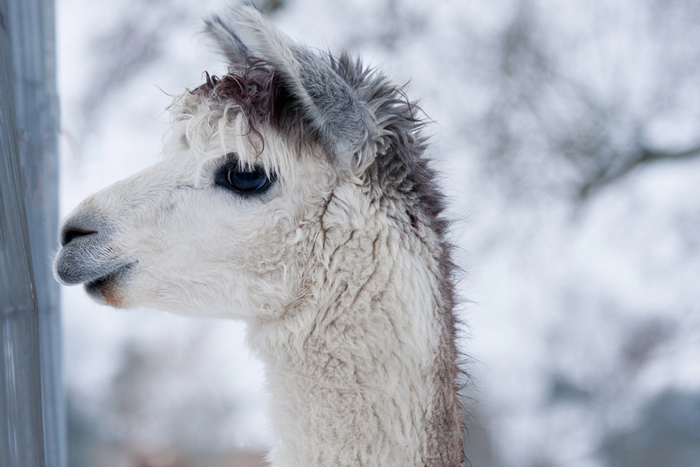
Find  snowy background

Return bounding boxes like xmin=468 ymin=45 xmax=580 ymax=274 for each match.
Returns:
xmin=56 ymin=1 xmax=700 ymax=466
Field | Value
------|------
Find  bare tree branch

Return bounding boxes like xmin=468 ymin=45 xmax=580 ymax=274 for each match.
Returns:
xmin=578 ymin=142 xmax=700 ymax=200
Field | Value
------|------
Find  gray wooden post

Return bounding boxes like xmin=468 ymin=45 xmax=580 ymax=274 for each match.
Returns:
xmin=0 ymin=0 xmax=65 ymax=465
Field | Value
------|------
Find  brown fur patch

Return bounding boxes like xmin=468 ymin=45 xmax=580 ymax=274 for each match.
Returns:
xmin=99 ymin=280 xmax=124 ymax=308
xmin=191 ymin=60 xmax=303 ymax=156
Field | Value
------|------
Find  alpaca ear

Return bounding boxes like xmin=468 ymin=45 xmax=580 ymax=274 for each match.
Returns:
xmin=206 ymin=6 xmax=378 ymax=176
xmin=204 ymin=15 xmax=251 ymax=66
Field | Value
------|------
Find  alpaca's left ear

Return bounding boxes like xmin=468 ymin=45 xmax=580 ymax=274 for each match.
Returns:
xmin=204 ymin=15 xmax=251 ymax=66
xmin=206 ymin=7 xmax=379 ymax=176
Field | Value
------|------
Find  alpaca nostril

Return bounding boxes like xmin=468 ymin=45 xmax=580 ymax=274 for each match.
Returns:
xmin=61 ymin=227 xmax=97 ymax=246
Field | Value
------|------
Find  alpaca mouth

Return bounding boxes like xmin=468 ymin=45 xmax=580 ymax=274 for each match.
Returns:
xmin=54 ymin=241 xmax=136 ymax=285
xmin=84 ymin=262 xmax=135 ymax=288
xmin=54 ymin=224 xmax=138 ymax=287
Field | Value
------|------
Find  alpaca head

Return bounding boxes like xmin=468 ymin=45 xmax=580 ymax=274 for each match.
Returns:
xmin=54 ymin=6 xmax=436 ymax=320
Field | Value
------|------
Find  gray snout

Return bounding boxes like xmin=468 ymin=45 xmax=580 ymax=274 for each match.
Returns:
xmin=54 ymin=213 xmax=133 ymax=286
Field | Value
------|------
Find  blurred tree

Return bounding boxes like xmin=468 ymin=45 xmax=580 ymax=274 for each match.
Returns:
xmin=473 ymin=0 xmax=700 ymax=201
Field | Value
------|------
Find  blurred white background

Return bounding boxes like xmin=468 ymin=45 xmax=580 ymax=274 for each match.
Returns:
xmin=57 ymin=0 xmax=700 ymax=466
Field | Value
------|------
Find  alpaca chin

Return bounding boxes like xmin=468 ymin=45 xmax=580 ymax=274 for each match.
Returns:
xmin=84 ymin=265 xmax=134 ymax=308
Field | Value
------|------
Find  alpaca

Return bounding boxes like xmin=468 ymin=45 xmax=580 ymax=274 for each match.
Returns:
xmin=54 ymin=7 xmax=464 ymax=466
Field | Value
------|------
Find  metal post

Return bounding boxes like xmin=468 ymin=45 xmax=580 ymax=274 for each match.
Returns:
xmin=0 ymin=0 xmax=65 ymax=465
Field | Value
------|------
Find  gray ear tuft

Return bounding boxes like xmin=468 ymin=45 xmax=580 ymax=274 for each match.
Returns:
xmin=204 ymin=14 xmax=251 ymax=66
xmin=206 ymin=6 xmax=379 ymax=174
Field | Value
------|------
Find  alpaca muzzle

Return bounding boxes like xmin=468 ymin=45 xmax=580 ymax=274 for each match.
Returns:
xmin=54 ymin=214 xmax=135 ymax=287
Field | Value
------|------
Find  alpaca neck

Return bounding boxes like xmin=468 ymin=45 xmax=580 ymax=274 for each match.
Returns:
xmin=248 ymin=221 xmax=463 ymax=467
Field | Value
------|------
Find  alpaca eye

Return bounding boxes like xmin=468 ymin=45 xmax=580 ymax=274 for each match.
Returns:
xmin=215 ymin=156 xmax=275 ymax=196
xmin=226 ymin=167 xmax=270 ymax=192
